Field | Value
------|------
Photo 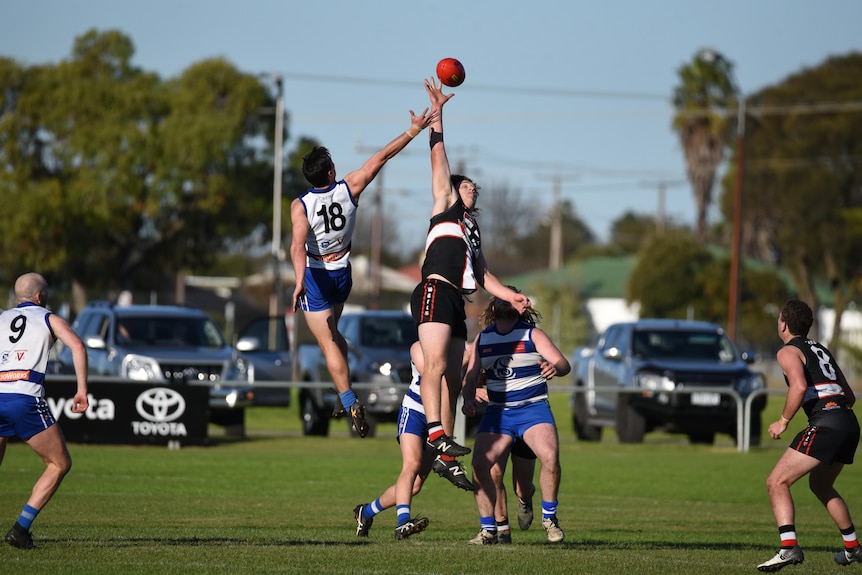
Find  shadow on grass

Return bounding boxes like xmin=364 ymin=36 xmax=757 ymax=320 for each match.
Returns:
xmin=35 ymin=536 xmax=373 ymax=548
xmin=542 ymin=538 xmax=839 ymax=554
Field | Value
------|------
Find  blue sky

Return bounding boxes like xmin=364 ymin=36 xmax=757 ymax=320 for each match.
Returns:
xmin=3 ymin=0 xmax=861 ymax=254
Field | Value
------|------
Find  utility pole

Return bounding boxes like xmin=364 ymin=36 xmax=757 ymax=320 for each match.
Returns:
xmin=369 ymin=173 xmax=383 ymax=310
xmin=354 ymin=143 xmax=410 ymax=309
xmin=536 ymin=173 xmax=578 ymax=345
xmin=271 ymin=74 xmax=285 ymax=325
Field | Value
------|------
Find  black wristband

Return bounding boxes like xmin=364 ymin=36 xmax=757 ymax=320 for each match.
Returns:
xmin=429 ymin=130 xmax=444 ymax=148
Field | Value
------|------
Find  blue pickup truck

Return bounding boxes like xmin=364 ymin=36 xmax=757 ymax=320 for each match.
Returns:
xmin=570 ymin=318 xmax=767 ymax=445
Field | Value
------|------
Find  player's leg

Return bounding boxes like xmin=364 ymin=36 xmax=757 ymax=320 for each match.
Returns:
xmin=522 ymin=415 xmax=564 ymax=543
xmin=393 ymin=431 xmax=430 ymax=540
xmin=417 ymin=321 xmax=448 ymax=429
xmin=6 ymin=423 xmax=71 ymax=549
xmin=511 ymin=444 xmax=537 ymax=530
xmin=757 ymin=448 xmax=818 ymax=570
xmin=809 ymin=445 xmax=862 ymax=565
xmin=429 ymin=338 xmax=474 ymax=490
xmin=492 ymin=456 xmax=512 ymax=543
xmin=469 ymin=430 xmax=511 ymax=544
xmin=304 ymin=306 xmax=349 ymax=394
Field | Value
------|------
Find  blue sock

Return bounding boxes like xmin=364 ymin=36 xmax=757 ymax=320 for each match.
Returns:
xmin=396 ymin=504 xmax=411 ymax=526
xmin=339 ymin=389 xmax=357 ymax=410
xmin=18 ymin=504 xmax=39 ymax=530
xmin=480 ymin=516 xmax=497 ymax=533
xmin=366 ymin=498 xmax=385 ymax=518
xmin=542 ymin=500 xmax=558 ymax=520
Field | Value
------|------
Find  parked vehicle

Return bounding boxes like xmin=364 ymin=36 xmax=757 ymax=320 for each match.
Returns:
xmin=234 ymin=316 xmax=294 ymax=407
xmin=55 ymin=301 xmax=255 ymax=432
xmin=570 ymin=318 xmax=767 ymax=445
xmin=297 ymin=310 xmax=417 ymax=437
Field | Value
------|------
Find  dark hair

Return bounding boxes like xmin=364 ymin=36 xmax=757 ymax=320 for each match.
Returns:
xmin=479 ymin=285 xmax=539 ymax=328
xmin=302 ymin=146 xmax=333 ymax=188
xmin=450 ymin=174 xmax=480 ymax=215
xmin=780 ymin=299 xmax=813 ymax=338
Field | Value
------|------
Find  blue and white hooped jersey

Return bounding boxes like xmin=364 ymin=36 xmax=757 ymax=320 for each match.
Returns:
xmin=0 ymin=303 xmax=54 ymax=398
xmin=401 ymin=361 xmax=424 ymax=415
xmin=476 ymin=321 xmax=548 ymax=408
xmin=299 ymin=180 xmax=358 ymax=270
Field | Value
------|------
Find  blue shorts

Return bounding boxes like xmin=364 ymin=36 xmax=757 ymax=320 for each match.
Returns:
xmin=397 ymin=405 xmax=427 ymax=440
xmin=300 ymin=265 xmax=352 ymax=312
xmin=476 ymin=400 xmax=556 ymax=440
xmin=0 ymin=394 xmax=56 ymax=440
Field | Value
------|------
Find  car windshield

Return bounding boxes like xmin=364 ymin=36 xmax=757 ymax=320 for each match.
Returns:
xmin=632 ymin=330 xmax=737 ymax=363
xmin=360 ymin=317 xmax=418 ymax=348
xmin=115 ymin=316 xmax=226 ymax=348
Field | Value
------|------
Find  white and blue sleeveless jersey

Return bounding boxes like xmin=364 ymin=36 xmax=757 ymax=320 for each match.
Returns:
xmin=0 ymin=303 xmax=54 ymax=398
xmin=401 ymin=361 xmax=424 ymax=415
xmin=298 ymin=180 xmax=358 ymax=271
xmin=477 ymin=321 xmax=548 ymax=408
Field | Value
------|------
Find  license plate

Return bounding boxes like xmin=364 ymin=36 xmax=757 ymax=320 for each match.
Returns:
xmin=691 ymin=392 xmax=721 ymax=406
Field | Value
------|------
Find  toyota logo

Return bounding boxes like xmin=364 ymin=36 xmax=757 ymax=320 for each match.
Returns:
xmin=135 ymin=387 xmax=186 ymax=422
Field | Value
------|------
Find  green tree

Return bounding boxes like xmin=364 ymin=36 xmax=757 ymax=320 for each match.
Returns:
xmin=528 ymin=282 xmax=590 ymax=357
xmin=0 ymin=30 xmax=277 ymax=310
xmin=609 ymin=211 xmax=659 ymax=254
xmin=720 ymin=52 xmax=862 ymax=344
xmin=628 ymin=228 xmax=790 ymax=349
xmin=627 ymin=228 xmax=712 ymax=318
xmin=672 ymin=49 xmax=738 ymax=243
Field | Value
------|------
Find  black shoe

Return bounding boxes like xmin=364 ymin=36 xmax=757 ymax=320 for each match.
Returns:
xmin=394 ymin=517 xmax=429 ymax=540
xmin=353 ymin=504 xmax=373 ymax=537
xmin=432 ymin=456 xmax=475 ymax=491
xmin=333 ymin=399 xmax=369 ymax=438
xmin=348 ymin=403 xmax=369 ymax=438
xmin=5 ymin=523 xmax=35 ymax=550
xmin=427 ymin=434 xmax=470 ymax=457
xmin=835 ymin=545 xmax=862 ymax=565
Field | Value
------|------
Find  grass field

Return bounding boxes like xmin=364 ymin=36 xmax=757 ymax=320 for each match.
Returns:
xmin=1 ymin=392 xmax=860 ymax=574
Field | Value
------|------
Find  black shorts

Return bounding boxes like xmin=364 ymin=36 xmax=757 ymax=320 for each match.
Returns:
xmin=790 ymin=413 xmax=860 ymax=465
xmin=511 ymin=439 xmax=537 ymax=460
xmin=410 ymin=278 xmax=467 ymax=341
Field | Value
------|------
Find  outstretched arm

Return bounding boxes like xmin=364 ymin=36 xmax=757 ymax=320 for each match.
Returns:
xmin=343 ymin=106 xmax=436 ymax=198
xmin=425 ymin=77 xmax=457 ymax=217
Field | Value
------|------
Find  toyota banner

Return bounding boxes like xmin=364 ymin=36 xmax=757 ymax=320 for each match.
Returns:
xmin=44 ymin=379 xmax=210 ymax=446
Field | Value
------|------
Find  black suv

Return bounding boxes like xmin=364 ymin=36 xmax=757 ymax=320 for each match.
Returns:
xmin=570 ymin=319 xmax=767 ymax=445
xmin=55 ymin=302 xmax=255 ymax=429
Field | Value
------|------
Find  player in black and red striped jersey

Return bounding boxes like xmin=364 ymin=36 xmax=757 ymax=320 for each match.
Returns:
xmin=758 ymin=299 xmax=862 ymax=572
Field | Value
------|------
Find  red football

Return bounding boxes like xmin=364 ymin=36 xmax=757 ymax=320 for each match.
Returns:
xmin=436 ymin=58 xmax=466 ymax=87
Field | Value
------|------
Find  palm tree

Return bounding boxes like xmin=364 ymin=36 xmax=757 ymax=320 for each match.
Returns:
xmin=672 ymin=49 xmax=739 ymax=243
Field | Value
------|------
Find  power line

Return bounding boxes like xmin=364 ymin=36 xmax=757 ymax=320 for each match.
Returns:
xmin=280 ymin=71 xmax=668 ymax=101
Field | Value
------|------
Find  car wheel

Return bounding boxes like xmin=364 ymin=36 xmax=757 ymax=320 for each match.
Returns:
xmin=615 ymin=397 xmax=645 ymax=443
xmin=301 ymin=394 xmax=329 ymax=436
xmin=687 ymin=430 xmax=716 ymax=445
xmin=572 ymin=390 xmax=602 ymax=441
